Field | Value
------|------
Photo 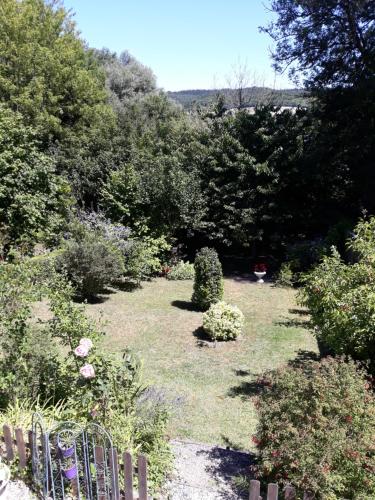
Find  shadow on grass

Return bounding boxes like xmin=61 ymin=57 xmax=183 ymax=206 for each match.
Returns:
xmin=83 ymin=295 xmax=111 ymax=305
xmin=289 ymin=307 xmax=310 ymax=316
xmin=225 ymin=272 xmax=254 ymax=283
xmin=276 ymin=317 xmax=311 ymax=328
xmin=233 ymin=369 xmax=251 ymax=377
xmin=196 ymin=445 xmax=255 ymax=499
xmin=171 ymin=300 xmax=200 ymax=312
xmin=113 ymin=280 xmax=140 ymax=292
xmin=73 ymin=293 xmax=111 ymax=305
xmin=192 ymin=326 xmax=216 ymax=348
xmin=288 ymin=349 xmax=321 ymax=368
xmin=227 ymin=380 xmax=268 ymax=399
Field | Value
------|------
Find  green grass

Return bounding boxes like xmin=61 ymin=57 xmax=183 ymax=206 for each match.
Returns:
xmin=85 ymin=278 xmax=317 ymax=450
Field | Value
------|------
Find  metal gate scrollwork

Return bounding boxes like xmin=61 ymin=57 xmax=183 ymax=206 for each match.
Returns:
xmin=32 ymin=413 xmax=119 ymax=499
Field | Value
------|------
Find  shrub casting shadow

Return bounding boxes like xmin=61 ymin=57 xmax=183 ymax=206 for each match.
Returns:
xmin=171 ymin=300 xmax=200 ymax=312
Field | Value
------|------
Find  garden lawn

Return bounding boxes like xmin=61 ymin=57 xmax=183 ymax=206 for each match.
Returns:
xmin=85 ymin=277 xmax=317 ymax=450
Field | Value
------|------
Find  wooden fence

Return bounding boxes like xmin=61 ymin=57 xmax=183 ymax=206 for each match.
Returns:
xmin=249 ymin=479 xmax=314 ymax=500
xmin=0 ymin=424 xmax=148 ymax=500
xmin=1 ymin=424 xmax=318 ymax=500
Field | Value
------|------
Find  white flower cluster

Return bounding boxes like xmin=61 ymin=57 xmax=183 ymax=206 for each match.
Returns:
xmin=203 ymin=301 xmax=244 ymax=341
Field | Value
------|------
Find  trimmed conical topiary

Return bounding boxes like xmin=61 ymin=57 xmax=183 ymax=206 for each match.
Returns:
xmin=192 ymin=247 xmax=223 ymax=310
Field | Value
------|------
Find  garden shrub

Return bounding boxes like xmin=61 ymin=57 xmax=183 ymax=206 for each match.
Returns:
xmin=57 ymin=231 xmax=124 ymax=297
xmin=203 ymin=301 xmax=244 ymax=340
xmin=274 ymin=262 xmax=294 ymax=288
xmin=253 ymin=357 xmax=375 ymax=500
xmin=166 ymin=260 xmax=194 ymax=280
xmin=192 ymin=247 xmax=223 ymax=310
xmin=300 ymin=218 xmax=375 ymax=367
xmin=124 ymin=235 xmax=170 ymax=285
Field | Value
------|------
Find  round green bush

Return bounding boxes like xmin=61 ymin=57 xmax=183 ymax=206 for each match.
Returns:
xmin=57 ymin=233 xmax=124 ymax=297
xmin=192 ymin=247 xmax=223 ymax=310
xmin=253 ymin=357 xmax=375 ymax=499
xmin=202 ymin=301 xmax=244 ymax=340
xmin=166 ymin=261 xmax=194 ymax=280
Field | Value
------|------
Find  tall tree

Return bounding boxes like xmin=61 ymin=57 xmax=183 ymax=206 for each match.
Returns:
xmin=0 ymin=106 xmax=71 ymax=250
xmin=0 ymin=0 xmax=111 ymax=141
xmin=262 ymin=0 xmax=375 ymax=88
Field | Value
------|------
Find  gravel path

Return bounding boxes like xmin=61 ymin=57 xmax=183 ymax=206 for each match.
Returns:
xmin=2 ymin=480 xmax=37 ymax=499
xmin=162 ymin=439 xmax=252 ymax=499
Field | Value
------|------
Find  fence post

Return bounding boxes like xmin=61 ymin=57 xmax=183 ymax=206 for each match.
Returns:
xmin=249 ymin=479 xmax=261 ymax=500
xmin=123 ymin=452 xmax=134 ymax=500
xmin=94 ymin=445 xmax=106 ymax=500
xmin=109 ymin=447 xmax=120 ymax=500
xmin=267 ymin=483 xmax=278 ymax=500
xmin=137 ymin=454 xmax=147 ymax=500
xmin=284 ymin=485 xmax=296 ymax=499
xmin=15 ymin=428 xmax=27 ymax=469
xmin=3 ymin=425 xmax=14 ymax=461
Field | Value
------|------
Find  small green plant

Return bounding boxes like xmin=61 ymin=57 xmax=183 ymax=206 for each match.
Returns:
xmin=166 ymin=261 xmax=194 ymax=280
xmin=274 ymin=262 xmax=294 ymax=287
xmin=192 ymin=247 xmax=223 ymax=310
xmin=203 ymin=301 xmax=244 ymax=341
xmin=253 ymin=357 xmax=375 ymax=499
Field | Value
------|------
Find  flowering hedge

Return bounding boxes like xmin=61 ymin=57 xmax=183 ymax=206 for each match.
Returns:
xmin=203 ymin=301 xmax=244 ymax=340
xmin=253 ymin=357 xmax=375 ymax=499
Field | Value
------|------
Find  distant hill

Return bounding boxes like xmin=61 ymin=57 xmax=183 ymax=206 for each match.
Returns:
xmin=167 ymin=87 xmax=309 ymax=109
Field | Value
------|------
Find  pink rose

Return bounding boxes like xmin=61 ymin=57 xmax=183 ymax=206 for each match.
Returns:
xmin=79 ymin=338 xmax=93 ymax=350
xmin=80 ymin=364 xmax=95 ymax=379
xmin=74 ymin=344 xmax=89 ymax=357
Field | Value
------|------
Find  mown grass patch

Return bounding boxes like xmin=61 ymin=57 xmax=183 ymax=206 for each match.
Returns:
xmin=85 ymin=277 xmax=317 ymax=449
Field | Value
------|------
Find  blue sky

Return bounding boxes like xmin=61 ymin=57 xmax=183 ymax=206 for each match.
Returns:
xmin=64 ymin=0 xmax=294 ymax=91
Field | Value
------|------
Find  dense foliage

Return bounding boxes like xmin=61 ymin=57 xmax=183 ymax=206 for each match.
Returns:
xmin=253 ymin=357 xmax=375 ymax=499
xmin=57 ymin=231 xmax=124 ymax=298
xmin=202 ymin=301 xmax=244 ymax=341
xmin=0 ymin=106 xmax=71 ymax=250
xmin=300 ymin=218 xmax=375 ymax=369
xmin=192 ymin=248 xmax=224 ymax=310
xmin=166 ymin=261 xmax=195 ymax=280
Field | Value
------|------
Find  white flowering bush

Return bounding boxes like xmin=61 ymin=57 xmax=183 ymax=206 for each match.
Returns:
xmin=166 ymin=261 xmax=194 ymax=280
xmin=202 ymin=301 xmax=244 ymax=341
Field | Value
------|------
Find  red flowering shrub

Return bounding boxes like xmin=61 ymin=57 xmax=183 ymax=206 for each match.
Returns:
xmin=254 ymin=263 xmax=267 ymax=272
xmin=253 ymin=357 xmax=375 ymax=499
